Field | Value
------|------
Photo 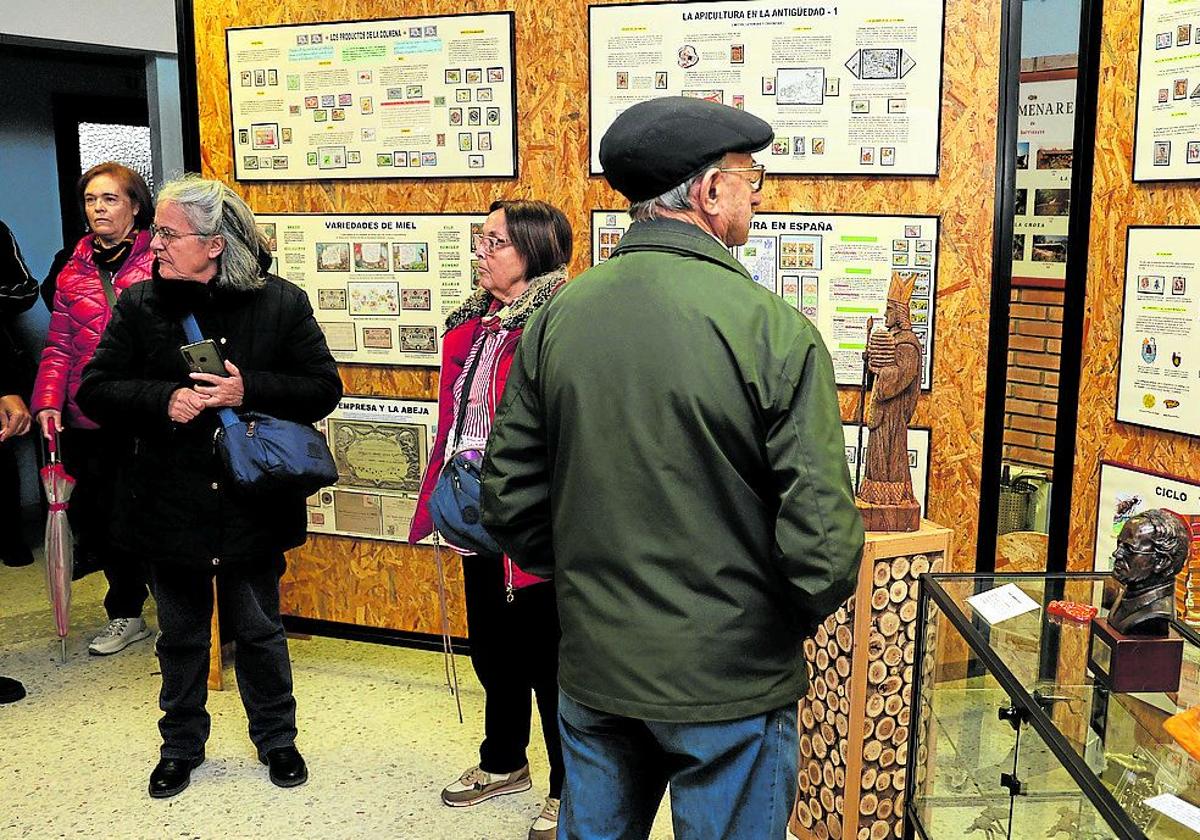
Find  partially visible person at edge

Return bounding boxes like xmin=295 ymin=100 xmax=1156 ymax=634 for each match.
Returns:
xmin=481 ymin=97 xmax=865 ymax=840
xmin=0 ymin=239 xmax=34 ymax=702
xmin=76 ymin=175 xmax=342 ymax=800
xmin=30 ymin=163 xmax=156 ymax=654
xmin=409 ymin=199 xmax=572 ymax=840
xmin=0 ymin=219 xmax=38 ymax=569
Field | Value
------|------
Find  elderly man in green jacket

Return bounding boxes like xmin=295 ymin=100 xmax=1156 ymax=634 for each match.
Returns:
xmin=482 ymin=96 xmax=864 ymax=840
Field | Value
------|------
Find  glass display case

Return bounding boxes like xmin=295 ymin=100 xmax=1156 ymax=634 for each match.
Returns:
xmin=906 ymin=573 xmax=1200 ymax=840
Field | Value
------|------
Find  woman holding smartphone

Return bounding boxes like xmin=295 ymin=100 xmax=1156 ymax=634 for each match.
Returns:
xmin=77 ymin=174 xmax=342 ymax=799
xmin=31 ymin=161 xmax=155 ymax=656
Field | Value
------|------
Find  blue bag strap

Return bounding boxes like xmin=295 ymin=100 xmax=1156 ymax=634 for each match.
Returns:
xmin=181 ymin=313 xmax=240 ymax=430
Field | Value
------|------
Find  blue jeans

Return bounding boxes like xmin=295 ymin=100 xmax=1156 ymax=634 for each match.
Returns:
xmin=557 ymin=691 xmax=799 ymax=840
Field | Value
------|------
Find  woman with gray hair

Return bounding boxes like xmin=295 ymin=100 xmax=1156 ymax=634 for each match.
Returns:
xmin=77 ymin=175 xmax=342 ymax=799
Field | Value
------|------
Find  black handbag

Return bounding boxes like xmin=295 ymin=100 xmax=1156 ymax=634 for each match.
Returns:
xmin=181 ymin=314 xmax=337 ymax=497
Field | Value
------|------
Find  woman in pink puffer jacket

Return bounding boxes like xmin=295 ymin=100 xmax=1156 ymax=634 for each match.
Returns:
xmin=31 ymin=161 xmax=155 ymax=657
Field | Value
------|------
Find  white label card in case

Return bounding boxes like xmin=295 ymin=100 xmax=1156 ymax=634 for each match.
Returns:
xmin=965 ymin=583 xmax=1040 ymax=626
xmin=1145 ymin=794 xmax=1200 ymax=833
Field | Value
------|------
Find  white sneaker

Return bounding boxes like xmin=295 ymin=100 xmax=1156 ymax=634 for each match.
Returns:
xmin=88 ymin=617 xmax=153 ymax=656
xmin=529 ymin=796 xmax=559 ymax=840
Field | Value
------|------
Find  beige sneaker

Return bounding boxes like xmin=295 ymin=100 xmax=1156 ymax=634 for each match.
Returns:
xmin=528 ymin=796 xmax=559 ymax=840
xmin=441 ymin=763 xmax=532 ymax=807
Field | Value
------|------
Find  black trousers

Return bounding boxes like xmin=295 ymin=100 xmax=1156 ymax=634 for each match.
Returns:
xmin=147 ymin=556 xmax=297 ymax=761
xmin=0 ymin=440 xmax=28 ymax=558
xmin=60 ymin=428 xmax=148 ymax=619
xmin=463 ymin=555 xmax=564 ymax=798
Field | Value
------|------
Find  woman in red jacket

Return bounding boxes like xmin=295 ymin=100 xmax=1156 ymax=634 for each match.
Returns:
xmin=409 ymin=200 xmax=571 ymax=840
xmin=32 ymin=162 xmax=155 ymax=656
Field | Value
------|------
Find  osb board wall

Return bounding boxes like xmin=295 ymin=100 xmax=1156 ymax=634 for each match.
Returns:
xmin=1067 ymin=0 xmax=1200 ymax=570
xmin=192 ymin=0 xmax=1001 ymax=636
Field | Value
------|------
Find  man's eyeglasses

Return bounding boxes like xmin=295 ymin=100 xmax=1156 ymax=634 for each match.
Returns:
xmin=716 ymin=164 xmax=767 ymax=193
xmin=475 ymin=234 xmax=513 ymax=256
xmin=150 ymin=224 xmax=207 ymax=245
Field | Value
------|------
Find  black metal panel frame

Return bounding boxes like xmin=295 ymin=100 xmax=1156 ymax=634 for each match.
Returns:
xmin=975 ymin=0 xmax=1024 ymax=573
xmin=1045 ymin=0 xmax=1105 ymax=572
xmin=175 ymin=0 xmax=202 ymax=173
xmin=283 ymin=615 xmax=470 ymax=654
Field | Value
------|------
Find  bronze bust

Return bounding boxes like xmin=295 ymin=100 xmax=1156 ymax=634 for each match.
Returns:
xmin=1109 ymin=509 xmax=1191 ymax=636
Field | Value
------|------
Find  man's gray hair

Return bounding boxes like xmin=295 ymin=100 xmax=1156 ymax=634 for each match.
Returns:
xmin=157 ymin=175 xmax=267 ymax=291
xmin=628 ymin=165 xmax=714 ymax=221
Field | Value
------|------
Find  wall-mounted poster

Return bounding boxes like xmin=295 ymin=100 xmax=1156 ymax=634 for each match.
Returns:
xmin=310 ymin=396 xmax=437 ymax=543
xmin=227 ymin=13 xmax=517 ymax=181
xmin=1116 ymin=226 xmax=1200 ymax=438
xmin=588 ymin=0 xmax=945 ymax=176
xmin=256 ymin=213 xmax=486 ymax=366
xmin=591 ymin=210 xmax=939 ymax=389
xmin=1093 ymin=462 xmax=1200 ymax=571
xmin=1133 ymin=0 xmax=1200 ymax=181
xmin=1013 ymin=73 xmax=1076 ymax=283
xmin=844 ymin=424 xmax=931 ymax=516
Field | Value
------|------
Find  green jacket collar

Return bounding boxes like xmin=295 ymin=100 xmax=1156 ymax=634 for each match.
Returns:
xmin=611 ymin=218 xmax=752 ymax=281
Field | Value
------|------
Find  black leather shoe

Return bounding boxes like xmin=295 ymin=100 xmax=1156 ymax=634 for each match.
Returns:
xmin=261 ymin=746 xmax=308 ymax=788
xmin=0 ymin=676 xmax=26 ymax=704
xmin=148 ymin=756 xmax=203 ymax=799
xmin=0 ymin=543 xmax=33 ymax=568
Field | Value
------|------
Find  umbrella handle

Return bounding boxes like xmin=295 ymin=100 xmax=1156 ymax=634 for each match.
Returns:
xmin=46 ymin=417 xmax=58 ymax=460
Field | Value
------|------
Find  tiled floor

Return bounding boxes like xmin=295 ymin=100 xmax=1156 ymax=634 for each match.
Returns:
xmin=0 ymin=552 xmax=679 ymax=839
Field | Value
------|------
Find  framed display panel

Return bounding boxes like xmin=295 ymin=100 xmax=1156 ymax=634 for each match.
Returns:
xmin=226 ymin=13 xmax=517 ymax=181
xmin=591 ymin=210 xmax=940 ymax=390
xmin=255 ymin=212 xmax=486 ymax=366
xmin=1132 ymin=0 xmax=1200 ymax=181
xmin=1012 ymin=71 xmax=1076 ymax=286
xmin=1093 ymin=461 xmax=1200 ymax=571
xmin=1115 ymin=226 xmax=1200 ymax=438
xmin=587 ymin=0 xmax=946 ymax=176
xmin=309 ymin=396 xmax=438 ymax=543
xmin=843 ymin=423 xmax=932 ymax=515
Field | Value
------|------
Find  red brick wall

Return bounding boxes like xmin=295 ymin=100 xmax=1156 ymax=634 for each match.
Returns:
xmin=1003 ymin=286 xmax=1064 ymax=476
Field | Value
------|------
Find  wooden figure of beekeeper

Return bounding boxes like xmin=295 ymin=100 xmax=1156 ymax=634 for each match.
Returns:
xmin=857 ymin=270 xmax=922 ymax=532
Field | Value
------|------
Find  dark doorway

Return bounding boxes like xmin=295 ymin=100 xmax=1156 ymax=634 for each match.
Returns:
xmin=51 ymin=93 xmax=151 ymax=246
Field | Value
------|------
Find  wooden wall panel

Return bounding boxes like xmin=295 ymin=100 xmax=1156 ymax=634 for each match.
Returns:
xmin=1067 ymin=0 xmax=1200 ymax=570
xmin=192 ymin=0 xmax=1002 ymax=637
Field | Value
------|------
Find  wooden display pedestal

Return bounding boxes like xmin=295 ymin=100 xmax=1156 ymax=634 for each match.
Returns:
xmin=791 ymin=520 xmax=953 ymax=840
xmin=1088 ymin=617 xmax=1183 ymax=694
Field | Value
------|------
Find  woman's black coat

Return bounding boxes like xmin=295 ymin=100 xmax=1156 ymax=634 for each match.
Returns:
xmin=76 ymin=271 xmax=342 ymax=570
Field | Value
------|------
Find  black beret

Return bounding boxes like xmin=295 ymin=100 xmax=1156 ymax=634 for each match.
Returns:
xmin=599 ymin=96 xmax=774 ymax=202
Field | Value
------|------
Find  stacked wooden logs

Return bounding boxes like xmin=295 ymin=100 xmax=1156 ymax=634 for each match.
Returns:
xmin=794 ymin=551 xmax=944 ymax=840
xmin=796 ymin=601 xmax=855 ymax=840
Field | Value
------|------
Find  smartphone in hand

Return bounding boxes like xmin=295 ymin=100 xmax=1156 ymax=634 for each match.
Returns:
xmin=180 ymin=339 xmax=227 ymax=376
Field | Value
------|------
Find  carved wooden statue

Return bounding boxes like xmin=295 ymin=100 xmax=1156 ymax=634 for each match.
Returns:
xmin=857 ymin=271 xmax=922 ymax=532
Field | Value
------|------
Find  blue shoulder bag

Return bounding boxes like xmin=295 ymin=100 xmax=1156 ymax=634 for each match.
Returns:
xmin=182 ymin=314 xmax=338 ymax=497
xmin=427 ymin=344 xmax=502 ymax=556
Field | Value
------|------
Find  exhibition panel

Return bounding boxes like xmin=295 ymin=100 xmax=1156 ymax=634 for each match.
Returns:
xmin=1069 ymin=0 xmax=1200 ymax=571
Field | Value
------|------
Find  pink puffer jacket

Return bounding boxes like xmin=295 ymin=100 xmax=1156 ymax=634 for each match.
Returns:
xmin=31 ymin=231 xmax=154 ymax=429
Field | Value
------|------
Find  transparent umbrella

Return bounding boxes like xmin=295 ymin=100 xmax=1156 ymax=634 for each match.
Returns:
xmin=39 ymin=419 xmax=75 ymax=663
